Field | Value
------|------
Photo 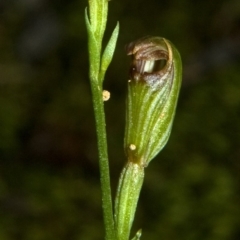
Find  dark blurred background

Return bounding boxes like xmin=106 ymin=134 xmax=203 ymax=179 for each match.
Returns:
xmin=0 ymin=0 xmax=240 ymax=239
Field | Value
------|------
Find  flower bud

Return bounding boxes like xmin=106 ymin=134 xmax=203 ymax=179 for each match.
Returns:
xmin=124 ymin=36 xmax=182 ymax=166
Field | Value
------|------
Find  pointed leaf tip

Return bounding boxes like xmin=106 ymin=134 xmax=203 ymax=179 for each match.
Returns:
xmin=100 ymin=22 xmax=119 ymax=83
xmin=131 ymin=229 xmax=142 ymax=240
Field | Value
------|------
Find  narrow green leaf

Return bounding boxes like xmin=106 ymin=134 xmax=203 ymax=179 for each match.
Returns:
xmin=88 ymin=0 xmax=97 ymax=32
xmin=96 ymin=0 xmax=108 ymax=43
xmin=85 ymin=8 xmax=100 ymax=82
xmin=100 ymin=22 xmax=119 ymax=83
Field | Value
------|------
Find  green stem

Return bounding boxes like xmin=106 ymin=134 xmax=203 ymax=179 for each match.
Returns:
xmin=90 ymin=79 xmax=116 ymax=240
xmin=85 ymin=1 xmax=119 ymax=239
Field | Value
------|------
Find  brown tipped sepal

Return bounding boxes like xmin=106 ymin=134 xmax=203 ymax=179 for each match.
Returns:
xmin=124 ymin=36 xmax=182 ymax=166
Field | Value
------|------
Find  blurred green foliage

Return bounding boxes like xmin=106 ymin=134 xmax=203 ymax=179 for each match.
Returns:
xmin=0 ymin=0 xmax=240 ymax=239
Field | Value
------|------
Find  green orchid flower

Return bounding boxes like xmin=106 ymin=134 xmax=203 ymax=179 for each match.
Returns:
xmin=115 ymin=36 xmax=182 ymax=240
